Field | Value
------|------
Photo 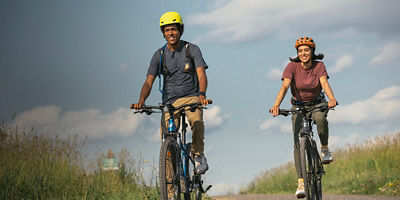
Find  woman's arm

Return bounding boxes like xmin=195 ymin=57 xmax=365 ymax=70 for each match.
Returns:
xmin=320 ymin=76 xmax=337 ymax=108
xmin=270 ymin=78 xmax=291 ymax=116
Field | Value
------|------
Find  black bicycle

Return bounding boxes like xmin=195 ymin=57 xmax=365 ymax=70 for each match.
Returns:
xmin=131 ymin=100 xmax=212 ymax=200
xmin=278 ymin=103 xmax=335 ymax=200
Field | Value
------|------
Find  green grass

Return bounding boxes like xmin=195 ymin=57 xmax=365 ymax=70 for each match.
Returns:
xmin=243 ymin=131 xmax=400 ymax=196
xmin=0 ymin=121 xmax=159 ymax=199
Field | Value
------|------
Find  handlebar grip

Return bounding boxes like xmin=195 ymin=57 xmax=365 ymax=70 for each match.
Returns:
xmin=130 ymin=103 xmax=140 ymax=110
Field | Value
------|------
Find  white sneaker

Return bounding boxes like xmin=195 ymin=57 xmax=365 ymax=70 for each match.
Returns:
xmin=194 ymin=154 xmax=209 ymax=174
xmin=321 ymin=147 xmax=333 ymax=164
xmin=295 ymin=179 xmax=305 ymax=198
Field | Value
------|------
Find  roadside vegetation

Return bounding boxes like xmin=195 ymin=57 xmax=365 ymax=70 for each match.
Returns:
xmin=0 ymin=121 xmax=158 ymax=199
xmin=243 ymin=131 xmax=400 ymax=196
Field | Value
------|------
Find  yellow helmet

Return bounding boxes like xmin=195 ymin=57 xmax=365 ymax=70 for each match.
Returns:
xmin=160 ymin=11 xmax=183 ymax=27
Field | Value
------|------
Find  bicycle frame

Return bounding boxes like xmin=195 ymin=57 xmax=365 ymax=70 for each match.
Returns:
xmin=300 ymin=111 xmax=325 ymax=178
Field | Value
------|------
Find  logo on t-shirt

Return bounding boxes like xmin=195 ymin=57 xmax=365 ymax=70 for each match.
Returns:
xmin=184 ymin=63 xmax=190 ymax=71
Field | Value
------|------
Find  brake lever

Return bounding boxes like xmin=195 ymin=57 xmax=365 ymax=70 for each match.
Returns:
xmin=142 ymin=109 xmax=153 ymax=115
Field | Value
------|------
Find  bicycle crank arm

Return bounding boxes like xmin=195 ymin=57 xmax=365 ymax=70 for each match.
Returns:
xmin=203 ymin=185 xmax=212 ymax=193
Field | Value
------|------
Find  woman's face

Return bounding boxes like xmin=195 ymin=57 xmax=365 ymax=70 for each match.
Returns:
xmin=297 ymin=45 xmax=312 ymax=64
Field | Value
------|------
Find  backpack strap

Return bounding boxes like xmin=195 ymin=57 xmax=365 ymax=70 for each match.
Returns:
xmin=158 ymin=43 xmax=167 ymax=94
xmin=183 ymin=41 xmax=195 ymax=68
xmin=183 ymin=41 xmax=199 ymax=91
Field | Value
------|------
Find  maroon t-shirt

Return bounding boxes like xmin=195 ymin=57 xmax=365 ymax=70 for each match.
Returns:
xmin=282 ymin=61 xmax=329 ymax=102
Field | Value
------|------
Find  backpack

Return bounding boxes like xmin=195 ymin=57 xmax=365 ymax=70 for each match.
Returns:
xmin=157 ymin=41 xmax=195 ymax=93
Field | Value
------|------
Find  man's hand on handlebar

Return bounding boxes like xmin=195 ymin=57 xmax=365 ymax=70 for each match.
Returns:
xmin=199 ymin=95 xmax=210 ymax=106
xmin=130 ymin=99 xmax=145 ymax=110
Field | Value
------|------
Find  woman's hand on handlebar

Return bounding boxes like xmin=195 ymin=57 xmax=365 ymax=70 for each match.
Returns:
xmin=269 ymin=105 xmax=280 ymax=117
xmin=328 ymin=99 xmax=338 ymax=109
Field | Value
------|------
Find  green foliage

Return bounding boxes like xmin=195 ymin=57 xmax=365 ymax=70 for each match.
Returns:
xmin=0 ymin=121 xmax=159 ymax=199
xmin=243 ymin=132 xmax=400 ymax=196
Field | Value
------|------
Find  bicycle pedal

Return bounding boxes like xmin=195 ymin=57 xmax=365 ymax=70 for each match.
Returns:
xmin=321 ymin=160 xmax=332 ymax=165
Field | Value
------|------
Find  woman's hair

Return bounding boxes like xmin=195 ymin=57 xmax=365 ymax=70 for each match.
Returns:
xmin=289 ymin=48 xmax=324 ymax=62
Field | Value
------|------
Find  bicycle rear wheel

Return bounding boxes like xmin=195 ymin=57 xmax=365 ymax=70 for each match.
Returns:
xmin=300 ymin=137 xmax=314 ymax=200
xmin=183 ymin=143 xmax=191 ymax=200
xmin=160 ymin=136 xmax=181 ymax=200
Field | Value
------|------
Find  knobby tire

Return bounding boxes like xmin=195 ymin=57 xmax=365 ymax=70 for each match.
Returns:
xmin=183 ymin=143 xmax=191 ymax=200
xmin=160 ymin=137 xmax=181 ymax=200
xmin=300 ymin=137 xmax=314 ymax=200
xmin=312 ymin=147 xmax=323 ymax=200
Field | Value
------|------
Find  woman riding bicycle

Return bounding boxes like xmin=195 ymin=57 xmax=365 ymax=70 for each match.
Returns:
xmin=269 ymin=36 xmax=337 ymax=198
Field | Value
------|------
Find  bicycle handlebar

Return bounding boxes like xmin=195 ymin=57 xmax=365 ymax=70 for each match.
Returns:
xmin=278 ymin=102 xmax=338 ymax=117
xmin=131 ymin=99 xmax=213 ymax=115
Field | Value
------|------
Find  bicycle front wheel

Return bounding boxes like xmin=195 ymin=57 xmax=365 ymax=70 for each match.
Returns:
xmin=312 ymin=148 xmax=323 ymax=200
xmin=160 ymin=136 xmax=181 ymax=200
xmin=300 ymin=137 xmax=314 ymax=200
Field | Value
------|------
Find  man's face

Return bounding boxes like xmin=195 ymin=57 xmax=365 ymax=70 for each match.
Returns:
xmin=163 ymin=24 xmax=181 ymax=45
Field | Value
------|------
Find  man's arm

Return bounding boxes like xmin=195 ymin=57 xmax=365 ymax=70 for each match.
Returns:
xmin=196 ymin=66 xmax=208 ymax=106
xmin=132 ymin=75 xmax=156 ymax=109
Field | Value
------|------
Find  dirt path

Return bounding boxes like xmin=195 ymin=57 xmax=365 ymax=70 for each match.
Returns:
xmin=212 ymin=194 xmax=400 ymax=200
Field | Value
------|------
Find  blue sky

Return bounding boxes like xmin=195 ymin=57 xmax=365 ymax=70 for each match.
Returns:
xmin=2 ymin=0 xmax=400 ymax=196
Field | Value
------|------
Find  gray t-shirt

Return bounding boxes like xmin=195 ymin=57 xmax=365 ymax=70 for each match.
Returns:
xmin=147 ymin=41 xmax=208 ymax=104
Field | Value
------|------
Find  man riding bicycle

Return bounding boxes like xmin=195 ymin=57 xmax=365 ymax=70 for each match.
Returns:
xmin=132 ymin=11 xmax=209 ymax=177
xmin=270 ymin=37 xmax=337 ymax=198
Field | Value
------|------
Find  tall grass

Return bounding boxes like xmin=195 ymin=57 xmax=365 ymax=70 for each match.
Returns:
xmin=0 ymin=121 xmax=159 ymax=199
xmin=243 ymin=131 xmax=400 ymax=196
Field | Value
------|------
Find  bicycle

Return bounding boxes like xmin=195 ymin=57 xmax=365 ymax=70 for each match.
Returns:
xmin=278 ymin=102 xmax=336 ymax=200
xmin=131 ymin=100 xmax=213 ymax=200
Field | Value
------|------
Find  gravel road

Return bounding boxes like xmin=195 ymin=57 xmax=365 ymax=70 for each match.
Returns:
xmin=212 ymin=194 xmax=400 ymax=200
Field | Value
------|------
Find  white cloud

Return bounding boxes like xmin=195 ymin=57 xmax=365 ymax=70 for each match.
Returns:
xmin=13 ymin=105 xmax=147 ymax=139
xmin=329 ymin=133 xmax=361 ymax=150
xmin=370 ymin=42 xmax=400 ymax=65
xmin=187 ymin=0 xmax=399 ymax=44
xmin=266 ymin=68 xmax=282 ymax=80
xmin=259 ymin=118 xmax=291 ymax=133
xmin=12 ymin=104 xmax=229 ymax=140
xmin=328 ymin=85 xmax=400 ymax=126
xmin=204 ymin=105 xmax=230 ymax=131
xmin=330 ymin=55 xmax=353 ymax=73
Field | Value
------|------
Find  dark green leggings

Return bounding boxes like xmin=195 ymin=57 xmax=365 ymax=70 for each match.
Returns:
xmin=292 ymin=101 xmax=329 ymax=178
